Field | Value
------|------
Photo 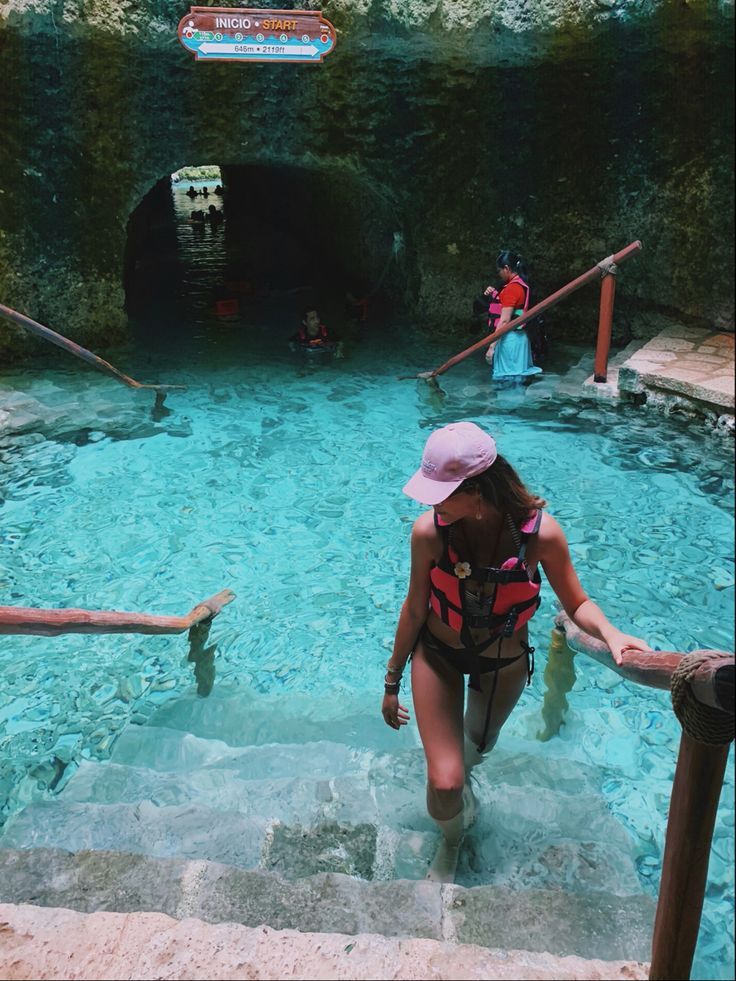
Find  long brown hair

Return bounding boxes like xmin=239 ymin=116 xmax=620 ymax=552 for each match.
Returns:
xmin=456 ymin=454 xmax=546 ymax=526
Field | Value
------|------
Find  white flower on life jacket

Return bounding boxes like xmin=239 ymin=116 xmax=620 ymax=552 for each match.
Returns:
xmin=454 ymin=561 xmax=472 ymax=579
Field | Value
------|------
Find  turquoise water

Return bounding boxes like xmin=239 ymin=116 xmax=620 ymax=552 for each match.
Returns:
xmin=1 ymin=187 xmax=734 ymax=975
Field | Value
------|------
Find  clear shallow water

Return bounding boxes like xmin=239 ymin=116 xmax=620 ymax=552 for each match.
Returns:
xmin=2 ymin=210 xmax=734 ymax=976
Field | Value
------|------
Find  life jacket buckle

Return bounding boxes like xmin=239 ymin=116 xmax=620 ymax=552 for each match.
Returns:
xmin=502 ymin=613 xmax=518 ymax=637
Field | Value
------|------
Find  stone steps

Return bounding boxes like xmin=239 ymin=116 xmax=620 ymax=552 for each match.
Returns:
xmin=0 ymin=719 xmax=645 ymax=895
xmin=526 ymin=341 xmax=645 ymax=404
xmin=0 ymin=903 xmax=651 ymax=981
xmin=0 ymin=687 xmax=656 ymax=965
xmin=0 ymin=800 xmax=436 ymax=880
xmin=111 ymin=726 xmax=370 ymax=775
xmin=137 ymin=687 xmax=407 ymax=754
xmin=0 ymin=847 xmax=656 ymax=964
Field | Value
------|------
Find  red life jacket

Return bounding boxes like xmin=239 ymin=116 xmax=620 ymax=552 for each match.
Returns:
xmin=298 ymin=323 xmax=329 ymax=345
xmin=429 ymin=510 xmax=542 ymax=642
xmin=488 ymin=275 xmax=530 ymax=329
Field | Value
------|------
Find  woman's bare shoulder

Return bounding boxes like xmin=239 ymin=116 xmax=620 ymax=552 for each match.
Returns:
xmin=412 ymin=509 xmax=438 ymax=539
xmin=411 ymin=510 xmax=442 ymax=564
xmin=535 ymin=510 xmax=568 ymax=555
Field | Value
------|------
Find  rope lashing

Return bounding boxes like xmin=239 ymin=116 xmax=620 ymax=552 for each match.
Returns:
xmin=597 ymin=257 xmax=618 ymax=277
xmin=671 ymin=651 xmax=735 ymax=746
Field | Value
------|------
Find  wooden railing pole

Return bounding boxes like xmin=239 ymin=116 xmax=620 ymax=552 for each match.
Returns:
xmin=0 ymin=589 xmax=236 ymax=636
xmin=649 ymin=734 xmax=731 ymax=980
xmin=415 ymin=240 xmax=642 ymax=380
xmin=594 ymin=267 xmax=617 ymax=382
xmin=550 ymin=615 xmax=734 ymax=979
xmin=0 ymin=301 xmax=185 ymax=392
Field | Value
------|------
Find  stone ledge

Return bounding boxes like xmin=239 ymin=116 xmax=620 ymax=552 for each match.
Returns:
xmin=0 ymin=903 xmax=650 ymax=981
xmin=618 ymin=327 xmax=735 ymax=413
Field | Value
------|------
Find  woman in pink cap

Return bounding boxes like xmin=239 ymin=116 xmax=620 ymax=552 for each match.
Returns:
xmin=382 ymin=421 xmax=650 ymax=882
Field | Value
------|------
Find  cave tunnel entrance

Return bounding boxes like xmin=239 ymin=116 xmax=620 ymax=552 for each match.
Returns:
xmin=123 ymin=163 xmax=410 ymax=351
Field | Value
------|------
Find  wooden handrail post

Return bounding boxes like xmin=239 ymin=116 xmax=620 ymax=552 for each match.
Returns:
xmin=594 ymin=264 xmax=617 ymax=382
xmin=415 ymin=240 xmax=642 ymax=381
xmin=649 ymin=734 xmax=731 ymax=980
xmin=550 ymin=617 xmax=734 ymax=980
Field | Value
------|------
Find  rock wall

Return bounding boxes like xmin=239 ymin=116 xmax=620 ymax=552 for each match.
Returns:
xmin=0 ymin=0 xmax=733 ymax=359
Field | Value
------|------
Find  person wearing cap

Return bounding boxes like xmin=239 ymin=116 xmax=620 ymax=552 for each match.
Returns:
xmin=383 ymin=421 xmax=650 ymax=882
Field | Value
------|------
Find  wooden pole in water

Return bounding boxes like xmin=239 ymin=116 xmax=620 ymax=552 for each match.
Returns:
xmin=537 ymin=627 xmax=577 ymax=741
xmin=649 ymin=734 xmax=731 ymax=980
xmin=594 ymin=267 xmax=617 ymax=382
xmin=0 ymin=301 xmax=185 ymax=392
xmin=0 ymin=589 xmax=235 ymax=636
xmin=550 ymin=616 xmax=734 ymax=981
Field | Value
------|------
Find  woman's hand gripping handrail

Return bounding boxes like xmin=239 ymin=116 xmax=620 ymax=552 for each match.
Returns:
xmin=555 ymin=610 xmax=734 ymax=712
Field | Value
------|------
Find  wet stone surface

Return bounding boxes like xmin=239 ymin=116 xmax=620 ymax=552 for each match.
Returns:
xmin=266 ymin=821 xmax=378 ymax=879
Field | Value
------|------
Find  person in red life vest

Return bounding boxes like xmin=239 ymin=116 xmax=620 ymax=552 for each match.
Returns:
xmin=297 ymin=308 xmax=330 ymax=347
xmin=382 ymin=422 xmax=651 ymax=882
xmin=294 ymin=308 xmax=344 ymax=357
xmin=484 ymin=251 xmax=542 ymax=379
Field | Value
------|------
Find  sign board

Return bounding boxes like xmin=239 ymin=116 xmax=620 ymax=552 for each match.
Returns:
xmin=178 ymin=6 xmax=336 ymax=63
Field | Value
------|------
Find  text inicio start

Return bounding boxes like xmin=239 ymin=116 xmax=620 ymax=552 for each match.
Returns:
xmin=214 ymin=17 xmax=299 ymax=31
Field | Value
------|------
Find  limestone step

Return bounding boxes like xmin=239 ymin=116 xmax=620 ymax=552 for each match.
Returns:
xmin=0 ymin=801 xmax=269 ymax=870
xmin=0 ymin=846 xmax=656 ymax=964
xmin=0 ymin=801 xmax=436 ymax=881
xmin=58 ymin=761 xmax=380 ymax=826
xmin=140 ymin=687 xmax=413 ymax=754
xmin=110 ymin=727 xmax=371 ymax=776
xmin=111 ymin=726 xmax=609 ymax=801
xmin=0 ymin=903 xmax=651 ymax=981
xmin=0 ymin=774 xmax=643 ymax=895
xmin=526 ymin=342 xmax=645 ymax=404
xmin=61 ymin=747 xmax=637 ymax=854
xmin=456 ymin=784 xmax=641 ymax=894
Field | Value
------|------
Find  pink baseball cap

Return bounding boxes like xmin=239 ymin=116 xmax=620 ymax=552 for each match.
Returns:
xmin=403 ymin=422 xmax=497 ymax=506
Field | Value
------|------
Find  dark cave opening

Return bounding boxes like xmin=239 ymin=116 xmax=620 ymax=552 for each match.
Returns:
xmin=122 ymin=163 xmax=411 ymax=343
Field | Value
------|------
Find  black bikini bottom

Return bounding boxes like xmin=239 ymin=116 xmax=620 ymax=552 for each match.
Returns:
xmin=419 ymin=625 xmax=535 ymax=753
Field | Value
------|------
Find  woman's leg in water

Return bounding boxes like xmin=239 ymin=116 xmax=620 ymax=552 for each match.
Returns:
xmin=411 ymin=640 xmax=467 ymax=881
xmin=464 ymin=650 xmax=529 ymax=772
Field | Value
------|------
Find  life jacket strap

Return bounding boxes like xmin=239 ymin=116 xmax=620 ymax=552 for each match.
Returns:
xmin=517 ymin=510 xmax=543 ymax=563
xmin=475 ymin=639 xmax=535 ymax=753
xmin=468 ymin=565 xmax=530 ymax=585
xmin=429 ymin=581 xmax=463 ymax=621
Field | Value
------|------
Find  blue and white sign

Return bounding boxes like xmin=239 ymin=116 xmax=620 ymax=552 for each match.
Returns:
xmin=178 ymin=6 xmax=337 ymax=63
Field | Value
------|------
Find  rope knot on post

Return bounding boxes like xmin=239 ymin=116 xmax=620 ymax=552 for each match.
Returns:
xmin=596 ymin=256 xmax=618 ymax=277
xmin=671 ymin=651 xmax=735 ymax=746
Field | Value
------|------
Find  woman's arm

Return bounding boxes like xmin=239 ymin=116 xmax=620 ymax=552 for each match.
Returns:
xmin=486 ymin=307 xmax=513 ymax=356
xmin=382 ymin=515 xmax=435 ymax=728
xmin=388 ymin=517 xmax=434 ymax=673
xmin=495 ymin=307 xmax=513 ymax=329
xmin=537 ymin=513 xmax=651 ymax=665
